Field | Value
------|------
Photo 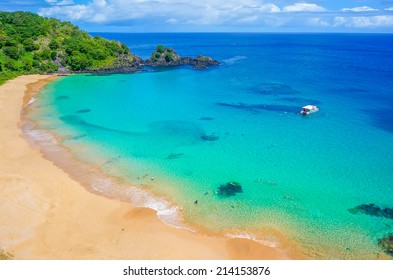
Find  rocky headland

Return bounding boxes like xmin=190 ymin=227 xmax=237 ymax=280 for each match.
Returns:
xmin=92 ymin=45 xmax=220 ymax=74
xmin=0 ymin=12 xmax=219 ymax=84
xmin=144 ymin=45 xmax=220 ymax=70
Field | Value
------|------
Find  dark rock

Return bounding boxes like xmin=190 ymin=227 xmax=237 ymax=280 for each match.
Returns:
xmin=53 ymin=54 xmax=143 ymax=75
xmin=53 ymin=46 xmax=218 ymax=74
xmin=56 ymin=95 xmax=70 ymax=100
xmin=199 ymin=117 xmax=216 ymax=121
xmin=166 ymin=153 xmax=184 ymax=159
xmin=76 ymin=108 xmax=91 ymax=113
xmin=216 ymin=102 xmax=299 ymax=114
xmin=378 ymin=234 xmax=393 ymax=256
xmin=87 ymin=54 xmax=143 ymax=75
xmin=276 ymin=97 xmax=321 ymax=105
xmin=145 ymin=45 xmax=182 ymax=66
xmin=182 ymin=56 xmax=221 ymax=69
xmin=144 ymin=45 xmax=220 ymax=69
xmin=0 ymin=249 xmax=14 ymax=260
xmin=201 ymin=133 xmax=219 ymax=141
xmin=217 ymin=181 xmax=243 ymax=197
xmin=252 ymin=83 xmax=299 ymax=96
xmin=383 ymin=207 xmax=393 ymax=218
xmin=348 ymin=203 xmax=393 ymax=219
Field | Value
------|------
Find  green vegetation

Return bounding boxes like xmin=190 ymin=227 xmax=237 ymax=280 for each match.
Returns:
xmin=155 ymin=45 xmax=165 ymax=54
xmin=149 ymin=45 xmax=180 ymax=63
xmin=196 ymin=56 xmax=211 ymax=62
xmin=0 ymin=11 xmax=134 ymax=85
xmin=165 ymin=52 xmax=174 ymax=62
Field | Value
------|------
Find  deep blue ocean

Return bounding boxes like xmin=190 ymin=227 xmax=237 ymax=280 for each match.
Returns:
xmin=27 ymin=33 xmax=393 ymax=259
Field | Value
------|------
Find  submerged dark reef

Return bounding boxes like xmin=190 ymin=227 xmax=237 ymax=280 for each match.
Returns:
xmin=251 ymin=83 xmax=299 ymax=96
xmin=348 ymin=203 xmax=393 ymax=219
xmin=217 ymin=182 xmax=243 ymax=197
xmin=216 ymin=102 xmax=299 ymax=114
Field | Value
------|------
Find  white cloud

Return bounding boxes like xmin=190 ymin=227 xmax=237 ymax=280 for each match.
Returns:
xmin=237 ymin=15 xmax=259 ymax=23
xmin=37 ymin=0 xmax=393 ymax=31
xmin=283 ymin=3 xmax=326 ymax=12
xmin=333 ymin=15 xmax=393 ymax=28
xmin=308 ymin=17 xmax=329 ymax=27
xmin=341 ymin=6 xmax=378 ymax=12
xmin=45 ymin=0 xmax=74 ymax=5
xmin=39 ymin=0 xmax=283 ymax=25
xmin=258 ymin=4 xmax=280 ymax=13
xmin=166 ymin=18 xmax=178 ymax=24
xmin=385 ymin=7 xmax=393 ymax=11
xmin=38 ymin=1 xmax=328 ymax=26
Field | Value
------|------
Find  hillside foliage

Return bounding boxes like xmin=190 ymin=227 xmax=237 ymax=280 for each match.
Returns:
xmin=150 ymin=45 xmax=180 ymax=63
xmin=0 ymin=11 xmax=133 ymax=84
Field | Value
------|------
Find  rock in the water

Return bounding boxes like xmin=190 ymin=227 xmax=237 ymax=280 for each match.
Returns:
xmin=217 ymin=181 xmax=243 ymax=197
xmin=146 ymin=45 xmax=181 ymax=66
xmin=56 ymin=95 xmax=70 ymax=100
xmin=348 ymin=203 xmax=393 ymax=219
xmin=76 ymin=108 xmax=91 ymax=113
xmin=199 ymin=117 xmax=215 ymax=121
xmin=201 ymin=133 xmax=219 ymax=141
xmin=189 ymin=56 xmax=221 ymax=69
xmin=145 ymin=45 xmax=220 ymax=69
xmin=166 ymin=153 xmax=184 ymax=159
xmin=378 ymin=234 xmax=393 ymax=256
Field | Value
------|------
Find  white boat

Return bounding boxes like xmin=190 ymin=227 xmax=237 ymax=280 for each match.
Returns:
xmin=300 ymin=105 xmax=319 ymax=115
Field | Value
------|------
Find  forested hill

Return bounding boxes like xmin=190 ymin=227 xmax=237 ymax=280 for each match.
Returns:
xmin=0 ymin=11 xmax=139 ymax=84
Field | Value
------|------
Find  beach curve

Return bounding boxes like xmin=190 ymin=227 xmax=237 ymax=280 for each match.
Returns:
xmin=0 ymin=74 xmax=300 ymax=260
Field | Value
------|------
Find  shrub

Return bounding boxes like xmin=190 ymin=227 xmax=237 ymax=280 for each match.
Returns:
xmin=156 ymin=45 xmax=165 ymax=53
xmin=3 ymin=46 xmax=21 ymax=59
xmin=165 ymin=52 xmax=174 ymax=62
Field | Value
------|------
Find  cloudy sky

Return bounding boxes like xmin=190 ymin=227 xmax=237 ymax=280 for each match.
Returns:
xmin=2 ymin=0 xmax=393 ymax=32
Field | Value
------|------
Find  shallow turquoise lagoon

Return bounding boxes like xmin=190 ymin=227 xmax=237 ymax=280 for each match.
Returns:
xmin=27 ymin=33 xmax=393 ymax=259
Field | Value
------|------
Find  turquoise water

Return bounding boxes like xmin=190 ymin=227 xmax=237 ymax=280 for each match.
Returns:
xmin=26 ymin=34 xmax=393 ymax=259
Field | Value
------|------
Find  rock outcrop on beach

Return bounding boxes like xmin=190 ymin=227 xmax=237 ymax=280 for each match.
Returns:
xmin=0 ymin=249 xmax=14 ymax=260
xmin=86 ymin=54 xmax=143 ymax=75
xmin=145 ymin=45 xmax=220 ymax=69
xmin=378 ymin=234 xmax=393 ymax=257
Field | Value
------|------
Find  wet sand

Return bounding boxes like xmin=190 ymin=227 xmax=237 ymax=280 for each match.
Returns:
xmin=0 ymin=75 xmax=300 ymax=260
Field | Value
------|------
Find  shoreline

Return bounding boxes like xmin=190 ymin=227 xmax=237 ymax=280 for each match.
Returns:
xmin=0 ymin=74 xmax=302 ymax=259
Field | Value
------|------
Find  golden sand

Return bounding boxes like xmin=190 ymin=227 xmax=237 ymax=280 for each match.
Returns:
xmin=0 ymin=75 xmax=300 ymax=260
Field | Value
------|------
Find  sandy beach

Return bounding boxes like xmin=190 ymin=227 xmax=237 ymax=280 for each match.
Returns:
xmin=0 ymin=74 xmax=300 ymax=260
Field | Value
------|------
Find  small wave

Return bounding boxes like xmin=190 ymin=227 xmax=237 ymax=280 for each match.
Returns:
xmin=223 ymin=56 xmax=247 ymax=65
xmin=123 ymin=186 xmax=189 ymax=230
xmin=225 ymin=230 xmax=279 ymax=248
xmin=91 ymin=178 xmax=192 ymax=231
xmin=23 ymin=123 xmax=190 ymax=232
xmin=27 ymin=97 xmax=37 ymax=106
xmin=24 ymin=128 xmax=58 ymax=145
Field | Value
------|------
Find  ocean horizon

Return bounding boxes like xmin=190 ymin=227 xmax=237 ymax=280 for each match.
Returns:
xmin=24 ymin=33 xmax=393 ymax=259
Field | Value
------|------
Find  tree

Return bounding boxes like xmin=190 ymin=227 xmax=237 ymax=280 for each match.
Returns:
xmin=165 ymin=52 xmax=174 ymax=62
xmin=23 ymin=38 xmax=39 ymax=52
xmin=0 ymin=11 xmax=134 ymax=84
xmin=3 ymin=46 xmax=22 ymax=60
xmin=156 ymin=45 xmax=165 ymax=53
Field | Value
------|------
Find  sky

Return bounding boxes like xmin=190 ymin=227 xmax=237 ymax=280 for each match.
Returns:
xmin=1 ymin=0 xmax=393 ymax=32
